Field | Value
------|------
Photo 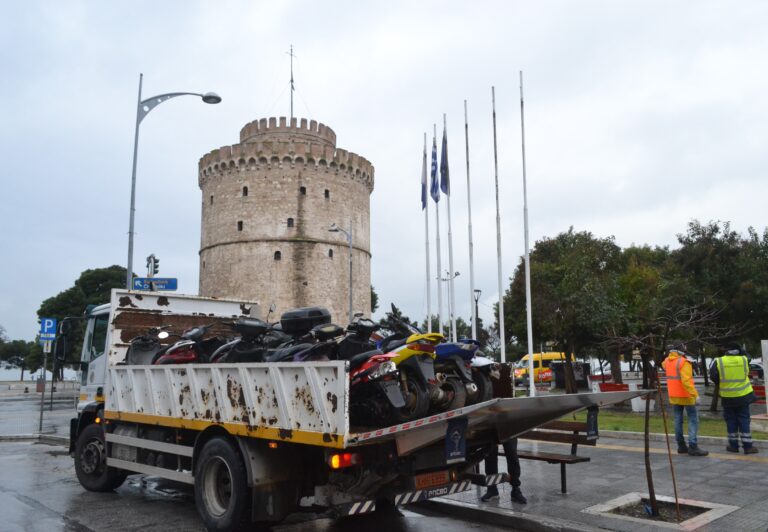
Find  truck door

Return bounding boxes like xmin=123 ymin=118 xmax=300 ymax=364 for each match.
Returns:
xmin=78 ymin=311 xmax=109 ymax=410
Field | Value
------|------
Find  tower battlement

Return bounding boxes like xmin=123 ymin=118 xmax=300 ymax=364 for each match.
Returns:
xmin=199 ymin=118 xmax=374 ymax=191
xmin=239 ymin=116 xmax=336 ymax=147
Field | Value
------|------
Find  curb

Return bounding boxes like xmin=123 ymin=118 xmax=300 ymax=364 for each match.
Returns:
xmin=417 ymin=498 xmax=604 ymax=532
xmin=0 ymin=434 xmax=68 ymax=446
xmin=599 ymin=430 xmax=767 ymax=450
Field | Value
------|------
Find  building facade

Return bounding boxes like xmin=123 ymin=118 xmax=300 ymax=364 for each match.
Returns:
xmin=198 ymin=117 xmax=374 ymax=324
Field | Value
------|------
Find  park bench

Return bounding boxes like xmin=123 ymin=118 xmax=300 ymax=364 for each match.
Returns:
xmin=505 ymin=419 xmax=597 ymax=494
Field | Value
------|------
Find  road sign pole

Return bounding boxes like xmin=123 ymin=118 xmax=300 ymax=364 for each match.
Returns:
xmin=49 ymin=351 xmax=56 ymax=411
xmin=38 ymin=342 xmax=49 ymax=433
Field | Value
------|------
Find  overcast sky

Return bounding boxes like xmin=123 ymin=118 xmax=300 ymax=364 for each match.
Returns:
xmin=2 ymin=1 xmax=767 ymax=341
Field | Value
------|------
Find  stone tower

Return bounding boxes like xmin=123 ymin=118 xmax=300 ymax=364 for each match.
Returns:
xmin=197 ymin=117 xmax=374 ymax=324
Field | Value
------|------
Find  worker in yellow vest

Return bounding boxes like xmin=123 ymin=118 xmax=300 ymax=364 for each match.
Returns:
xmin=662 ymin=346 xmax=708 ymax=456
xmin=710 ymin=344 xmax=758 ymax=454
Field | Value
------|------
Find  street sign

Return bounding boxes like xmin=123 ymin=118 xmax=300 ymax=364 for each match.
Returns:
xmin=42 ymin=340 xmax=52 ymax=353
xmin=40 ymin=317 xmax=57 ymax=340
xmin=132 ymin=277 xmax=178 ymax=291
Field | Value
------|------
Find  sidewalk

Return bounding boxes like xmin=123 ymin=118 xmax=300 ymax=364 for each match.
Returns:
xmin=440 ymin=436 xmax=768 ymax=531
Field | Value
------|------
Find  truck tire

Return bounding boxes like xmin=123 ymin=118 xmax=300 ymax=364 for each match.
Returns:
xmin=74 ymin=423 xmax=127 ymax=492
xmin=435 ymin=376 xmax=467 ymax=412
xmin=195 ymin=437 xmax=250 ymax=532
xmin=392 ymin=370 xmax=430 ymax=423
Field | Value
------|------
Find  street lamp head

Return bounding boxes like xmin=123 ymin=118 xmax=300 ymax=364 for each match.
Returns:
xmin=328 ymin=223 xmax=339 ymax=232
xmin=202 ymin=92 xmax=222 ymax=104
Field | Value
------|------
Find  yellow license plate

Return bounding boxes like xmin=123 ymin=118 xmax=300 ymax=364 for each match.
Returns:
xmin=414 ymin=470 xmax=450 ymax=490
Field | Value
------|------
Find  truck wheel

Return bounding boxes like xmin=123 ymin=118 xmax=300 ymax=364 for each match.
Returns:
xmin=195 ymin=437 xmax=250 ymax=532
xmin=74 ymin=423 xmax=127 ymax=492
xmin=392 ymin=370 xmax=430 ymax=423
xmin=435 ymin=376 xmax=467 ymax=412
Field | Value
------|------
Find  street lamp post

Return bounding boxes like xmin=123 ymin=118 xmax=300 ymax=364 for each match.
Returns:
xmin=473 ymin=288 xmax=482 ymax=338
xmin=441 ymin=271 xmax=460 ymax=340
xmin=125 ymin=73 xmax=221 ymax=289
xmin=329 ymin=222 xmax=353 ymax=323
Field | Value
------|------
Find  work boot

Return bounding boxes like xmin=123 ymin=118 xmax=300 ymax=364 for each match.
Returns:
xmin=510 ymin=487 xmax=527 ymax=504
xmin=744 ymin=447 xmax=759 ymax=455
xmin=725 ymin=445 xmax=739 ymax=453
xmin=480 ymin=487 xmax=499 ymax=502
xmin=687 ymin=445 xmax=709 ymax=456
xmin=677 ymin=444 xmax=689 ymax=454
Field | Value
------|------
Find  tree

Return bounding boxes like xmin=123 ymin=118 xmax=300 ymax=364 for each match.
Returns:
xmin=370 ymin=286 xmax=379 ymax=314
xmin=37 ymin=265 xmax=127 ymax=370
xmin=378 ymin=304 xmax=418 ymax=332
xmin=504 ymin=228 xmax=623 ymax=392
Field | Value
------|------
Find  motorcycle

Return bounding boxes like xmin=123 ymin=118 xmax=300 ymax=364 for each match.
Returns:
xmin=151 ymin=323 xmax=223 ymax=365
xmin=469 ymin=351 xmax=500 ymax=404
xmin=433 ymin=339 xmax=479 ymax=411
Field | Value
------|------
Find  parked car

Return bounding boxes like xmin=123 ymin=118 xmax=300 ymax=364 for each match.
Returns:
xmin=749 ymin=362 xmax=764 ymax=380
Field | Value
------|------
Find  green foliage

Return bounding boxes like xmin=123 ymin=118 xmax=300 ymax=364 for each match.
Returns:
xmin=36 ymin=265 xmax=127 ymax=368
xmin=502 ymin=220 xmax=768 ymax=366
xmin=370 ymin=285 xmax=379 ymax=313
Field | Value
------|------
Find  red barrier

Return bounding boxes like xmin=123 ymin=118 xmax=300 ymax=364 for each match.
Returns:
xmin=599 ymin=382 xmax=629 ymax=392
xmin=754 ymin=384 xmax=765 ymax=405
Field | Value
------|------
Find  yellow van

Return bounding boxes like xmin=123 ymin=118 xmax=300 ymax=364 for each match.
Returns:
xmin=514 ymin=352 xmax=574 ymax=384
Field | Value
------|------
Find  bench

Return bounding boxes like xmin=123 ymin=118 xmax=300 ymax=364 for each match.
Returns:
xmin=504 ymin=420 xmax=596 ymax=494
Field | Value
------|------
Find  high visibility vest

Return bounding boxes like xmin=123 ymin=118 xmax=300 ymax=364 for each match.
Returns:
xmin=716 ymin=355 xmax=753 ymax=398
xmin=663 ymin=355 xmax=691 ymax=398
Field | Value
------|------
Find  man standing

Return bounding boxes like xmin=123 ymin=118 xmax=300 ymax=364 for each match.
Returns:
xmin=481 ymin=438 xmax=527 ymax=504
xmin=711 ymin=344 xmax=758 ymax=454
xmin=662 ymin=346 xmax=708 ymax=456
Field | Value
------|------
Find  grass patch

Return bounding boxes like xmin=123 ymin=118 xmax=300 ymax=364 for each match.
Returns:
xmin=563 ymin=410 xmax=768 ymax=440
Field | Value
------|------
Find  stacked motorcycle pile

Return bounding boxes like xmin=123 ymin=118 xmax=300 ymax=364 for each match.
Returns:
xmin=124 ymin=305 xmax=500 ymax=428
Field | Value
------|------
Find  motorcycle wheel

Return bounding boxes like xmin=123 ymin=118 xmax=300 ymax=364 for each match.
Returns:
xmin=468 ymin=371 xmax=493 ymax=404
xmin=391 ymin=370 xmax=430 ymax=423
xmin=434 ymin=376 xmax=467 ymax=412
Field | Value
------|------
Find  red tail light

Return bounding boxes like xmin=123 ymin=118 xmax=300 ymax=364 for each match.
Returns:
xmin=328 ymin=452 xmax=362 ymax=469
xmin=407 ymin=343 xmax=435 ymax=353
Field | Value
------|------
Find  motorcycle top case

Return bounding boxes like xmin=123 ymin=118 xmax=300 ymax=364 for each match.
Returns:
xmin=280 ymin=306 xmax=332 ymax=335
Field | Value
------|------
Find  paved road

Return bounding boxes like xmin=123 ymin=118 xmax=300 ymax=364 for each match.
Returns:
xmin=0 ymin=441 xmax=516 ymax=532
xmin=0 ymin=391 xmax=76 ymax=437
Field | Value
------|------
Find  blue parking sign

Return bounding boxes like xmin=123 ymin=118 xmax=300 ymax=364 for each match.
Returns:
xmin=40 ymin=317 xmax=57 ymax=340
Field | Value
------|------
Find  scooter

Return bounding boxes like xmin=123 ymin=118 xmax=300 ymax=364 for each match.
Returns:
xmin=468 ymin=349 xmax=500 ymax=404
xmin=433 ymin=339 xmax=480 ymax=411
xmin=151 ymin=323 xmax=223 ymax=365
xmin=339 ymin=315 xmax=434 ymax=422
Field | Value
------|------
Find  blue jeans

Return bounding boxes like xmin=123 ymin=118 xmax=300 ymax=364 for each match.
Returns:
xmin=723 ymin=404 xmax=753 ymax=449
xmin=672 ymin=404 xmax=699 ymax=447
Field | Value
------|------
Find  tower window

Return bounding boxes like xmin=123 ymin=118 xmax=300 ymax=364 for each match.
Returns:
xmin=242 ymin=186 xmax=248 ymax=197
xmin=299 ymin=186 xmax=306 ymax=195
xmin=328 ymin=249 xmax=333 ymax=258
xmin=237 ymin=221 xmax=243 ymax=231
xmin=210 ymin=195 xmax=214 ymax=205
xmin=274 ymin=251 xmax=282 ymax=261
xmin=287 ymin=217 xmax=294 ymax=228
xmin=324 ymin=189 xmax=330 ymax=199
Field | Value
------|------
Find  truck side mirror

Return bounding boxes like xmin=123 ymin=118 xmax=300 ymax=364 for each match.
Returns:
xmin=54 ymin=337 xmax=69 ymax=363
xmin=59 ymin=318 xmax=74 ymax=335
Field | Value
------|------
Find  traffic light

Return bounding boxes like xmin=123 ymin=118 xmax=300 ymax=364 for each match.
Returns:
xmin=146 ymin=254 xmax=160 ymax=277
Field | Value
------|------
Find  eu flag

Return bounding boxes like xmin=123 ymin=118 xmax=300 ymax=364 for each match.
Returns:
xmin=430 ymin=135 xmax=440 ymax=203
xmin=440 ymin=126 xmax=449 ymax=195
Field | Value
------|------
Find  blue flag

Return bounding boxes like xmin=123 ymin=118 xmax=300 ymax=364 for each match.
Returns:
xmin=430 ymin=135 xmax=439 ymax=203
xmin=440 ymin=126 xmax=450 ymax=195
xmin=421 ymin=141 xmax=427 ymax=210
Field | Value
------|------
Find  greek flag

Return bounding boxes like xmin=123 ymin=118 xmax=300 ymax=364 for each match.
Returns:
xmin=421 ymin=141 xmax=427 ymax=210
xmin=440 ymin=126 xmax=450 ymax=195
xmin=430 ymin=135 xmax=440 ymax=203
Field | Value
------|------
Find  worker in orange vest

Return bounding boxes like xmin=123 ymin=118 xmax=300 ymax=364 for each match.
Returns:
xmin=662 ymin=345 xmax=708 ymax=456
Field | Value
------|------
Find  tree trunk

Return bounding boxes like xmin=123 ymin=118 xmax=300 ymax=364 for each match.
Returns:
xmin=710 ymin=383 xmax=719 ymax=412
xmin=564 ymin=338 xmax=577 ymax=393
xmin=700 ymin=351 xmax=709 ymax=386
xmin=610 ymin=346 xmax=623 ymax=384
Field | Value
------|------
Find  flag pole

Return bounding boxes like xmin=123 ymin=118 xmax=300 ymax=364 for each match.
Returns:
xmin=520 ymin=71 xmax=536 ymax=396
xmin=491 ymin=86 xmax=506 ymax=364
xmin=464 ymin=100 xmax=477 ymax=340
xmin=423 ymin=133 xmax=432 ymax=332
xmin=443 ymin=114 xmax=458 ymax=342
xmin=432 ymin=125 xmax=444 ymax=337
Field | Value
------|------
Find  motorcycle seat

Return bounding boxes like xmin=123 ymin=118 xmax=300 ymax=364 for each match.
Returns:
xmin=346 ymin=349 xmax=383 ymax=370
xmin=265 ymin=343 xmax=313 ymax=362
